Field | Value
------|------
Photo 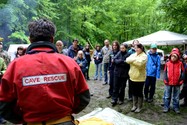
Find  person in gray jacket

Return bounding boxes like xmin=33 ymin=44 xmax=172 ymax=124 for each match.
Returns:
xmin=101 ymin=39 xmax=112 ymax=85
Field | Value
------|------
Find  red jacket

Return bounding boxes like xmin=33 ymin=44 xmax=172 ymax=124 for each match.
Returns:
xmin=0 ymin=43 xmax=90 ymax=123
xmin=164 ymin=48 xmax=184 ymax=86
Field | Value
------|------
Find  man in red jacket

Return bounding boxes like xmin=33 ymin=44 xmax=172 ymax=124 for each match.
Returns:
xmin=0 ymin=19 xmax=90 ymax=125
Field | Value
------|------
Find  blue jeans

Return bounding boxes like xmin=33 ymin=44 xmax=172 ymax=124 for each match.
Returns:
xmin=163 ymin=85 xmax=180 ymax=110
xmin=103 ymin=63 xmax=109 ymax=83
xmin=94 ymin=63 xmax=102 ymax=80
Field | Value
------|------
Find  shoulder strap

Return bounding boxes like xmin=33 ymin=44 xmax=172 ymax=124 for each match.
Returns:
xmin=149 ymin=54 xmax=158 ymax=67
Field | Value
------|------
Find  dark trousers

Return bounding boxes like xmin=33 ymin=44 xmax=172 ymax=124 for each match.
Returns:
xmin=131 ymin=80 xmax=144 ymax=97
xmin=85 ymin=62 xmax=90 ymax=79
xmin=144 ymin=76 xmax=156 ymax=99
xmin=104 ymin=63 xmax=109 ymax=83
xmin=112 ymin=76 xmax=127 ymax=102
xmin=128 ymin=79 xmax=133 ymax=99
xmin=109 ymin=70 xmax=114 ymax=96
xmin=180 ymin=83 xmax=187 ymax=103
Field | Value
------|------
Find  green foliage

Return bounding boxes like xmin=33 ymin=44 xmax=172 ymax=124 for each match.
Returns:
xmin=8 ymin=31 xmax=29 ymax=43
xmin=0 ymin=0 xmax=58 ymax=48
xmin=0 ymin=0 xmax=187 ymax=50
xmin=159 ymin=0 xmax=187 ymax=34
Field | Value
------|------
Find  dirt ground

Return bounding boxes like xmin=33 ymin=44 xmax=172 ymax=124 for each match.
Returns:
xmin=4 ymin=69 xmax=187 ymax=125
xmin=74 ymin=77 xmax=187 ymax=125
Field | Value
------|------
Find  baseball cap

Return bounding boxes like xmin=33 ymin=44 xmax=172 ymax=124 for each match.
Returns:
xmin=150 ymin=43 xmax=157 ymax=49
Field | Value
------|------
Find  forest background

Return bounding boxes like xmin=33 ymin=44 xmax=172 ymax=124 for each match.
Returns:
xmin=0 ymin=0 xmax=187 ymax=52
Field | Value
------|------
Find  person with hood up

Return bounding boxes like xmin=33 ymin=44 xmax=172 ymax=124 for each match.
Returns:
xmin=163 ymin=48 xmax=184 ymax=114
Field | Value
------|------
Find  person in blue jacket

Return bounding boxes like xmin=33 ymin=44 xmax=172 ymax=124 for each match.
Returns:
xmin=68 ymin=39 xmax=83 ymax=60
xmin=144 ymin=43 xmax=160 ymax=102
xmin=76 ymin=50 xmax=88 ymax=78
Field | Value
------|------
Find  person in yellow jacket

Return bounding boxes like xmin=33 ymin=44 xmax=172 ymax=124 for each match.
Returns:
xmin=126 ymin=43 xmax=147 ymax=113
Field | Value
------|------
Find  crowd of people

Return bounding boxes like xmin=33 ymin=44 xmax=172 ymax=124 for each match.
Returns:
xmin=0 ymin=18 xmax=187 ymax=124
xmin=52 ymin=38 xmax=187 ymax=114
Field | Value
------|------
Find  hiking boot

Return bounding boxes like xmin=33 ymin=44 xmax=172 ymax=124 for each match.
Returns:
xmin=161 ymin=103 xmax=164 ymax=107
xmin=134 ymin=108 xmax=141 ymax=113
xmin=103 ymin=82 xmax=108 ymax=85
xmin=106 ymin=95 xmax=111 ymax=99
xmin=118 ymin=100 xmax=124 ymax=105
xmin=144 ymin=98 xmax=148 ymax=102
xmin=131 ymin=106 xmax=137 ymax=112
xmin=94 ymin=78 xmax=97 ymax=80
xmin=134 ymin=97 xmax=143 ymax=113
xmin=148 ymin=98 xmax=153 ymax=103
xmin=163 ymin=108 xmax=169 ymax=113
xmin=173 ymin=109 xmax=180 ymax=114
xmin=131 ymin=96 xmax=138 ymax=112
xmin=128 ymin=97 xmax=133 ymax=101
xmin=111 ymin=100 xmax=117 ymax=106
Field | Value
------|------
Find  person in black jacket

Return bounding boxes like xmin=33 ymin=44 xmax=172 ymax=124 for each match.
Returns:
xmin=83 ymin=44 xmax=91 ymax=80
xmin=106 ymin=41 xmax=120 ymax=99
xmin=180 ymin=54 xmax=187 ymax=107
xmin=111 ymin=43 xmax=130 ymax=106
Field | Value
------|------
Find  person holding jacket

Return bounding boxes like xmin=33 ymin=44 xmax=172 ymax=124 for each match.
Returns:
xmin=144 ymin=43 xmax=160 ymax=103
xmin=126 ymin=43 xmax=147 ymax=113
xmin=111 ymin=43 xmax=130 ymax=106
xmin=163 ymin=48 xmax=184 ymax=114
xmin=0 ymin=19 xmax=90 ymax=125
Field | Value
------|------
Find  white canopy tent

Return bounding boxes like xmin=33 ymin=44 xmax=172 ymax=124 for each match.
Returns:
xmin=124 ymin=31 xmax=187 ymax=47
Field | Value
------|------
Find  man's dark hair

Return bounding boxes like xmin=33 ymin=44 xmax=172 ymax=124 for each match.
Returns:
xmin=28 ymin=19 xmax=56 ymax=42
xmin=73 ymin=38 xmax=79 ymax=43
